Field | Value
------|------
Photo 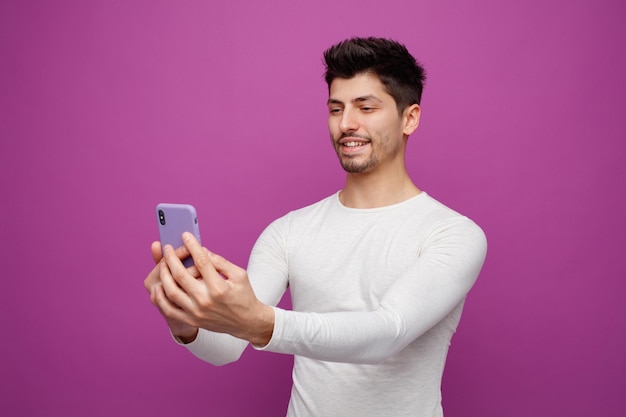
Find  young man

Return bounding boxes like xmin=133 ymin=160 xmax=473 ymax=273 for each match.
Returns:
xmin=145 ymin=37 xmax=487 ymax=416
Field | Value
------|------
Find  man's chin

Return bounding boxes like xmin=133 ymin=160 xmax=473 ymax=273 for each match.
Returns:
xmin=340 ymin=160 xmax=375 ymax=174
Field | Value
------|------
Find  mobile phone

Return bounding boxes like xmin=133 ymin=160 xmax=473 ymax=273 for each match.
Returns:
xmin=156 ymin=203 xmax=202 ymax=267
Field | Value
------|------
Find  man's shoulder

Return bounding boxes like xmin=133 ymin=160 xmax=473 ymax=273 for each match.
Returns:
xmin=416 ymin=192 xmax=464 ymax=218
xmin=285 ymin=192 xmax=339 ymax=219
xmin=264 ymin=192 xmax=338 ymax=232
xmin=416 ymin=193 xmax=486 ymax=243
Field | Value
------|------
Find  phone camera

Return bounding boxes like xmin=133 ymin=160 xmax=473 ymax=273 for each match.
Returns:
xmin=158 ymin=209 xmax=166 ymax=225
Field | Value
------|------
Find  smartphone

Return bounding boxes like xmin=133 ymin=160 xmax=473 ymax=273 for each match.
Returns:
xmin=156 ymin=203 xmax=202 ymax=267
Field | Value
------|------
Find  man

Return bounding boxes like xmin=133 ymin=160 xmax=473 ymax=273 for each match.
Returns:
xmin=145 ymin=37 xmax=487 ymax=416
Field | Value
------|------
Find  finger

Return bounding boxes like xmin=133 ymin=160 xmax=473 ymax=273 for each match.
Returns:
xmin=146 ymin=241 xmax=195 ymax=294
xmin=182 ymin=233 xmax=222 ymax=285
xmin=186 ymin=264 xmax=202 ymax=279
xmin=207 ymin=251 xmax=246 ymax=282
xmin=152 ymin=284 xmax=196 ymax=326
xmin=144 ymin=262 xmax=161 ymax=294
xmin=162 ymin=245 xmax=201 ymax=303
xmin=149 ymin=281 xmax=160 ymax=305
xmin=188 ymin=247 xmax=212 ymax=278
xmin=151 ymin=241 xmax=162 ymax=264
xmin=153 ymin=240 xmax=193 ymax=264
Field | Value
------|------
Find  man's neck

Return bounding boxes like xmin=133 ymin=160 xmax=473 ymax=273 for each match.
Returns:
xmin=339 ymin=169 xmax=421 ymax=209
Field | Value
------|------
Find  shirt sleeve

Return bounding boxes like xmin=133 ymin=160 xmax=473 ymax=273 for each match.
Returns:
xmin=255 ymin=216 xmax=487 ymax=364
xmin=179 ymin=328 xmax=249 ymax=366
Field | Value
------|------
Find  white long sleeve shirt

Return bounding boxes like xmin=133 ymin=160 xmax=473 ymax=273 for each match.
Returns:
xmin=182 ymin=192 xmax=487 ymax=416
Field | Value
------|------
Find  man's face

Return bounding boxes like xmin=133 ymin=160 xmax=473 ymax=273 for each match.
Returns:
xmin=327 ymin=73 xmax=410 ymax=174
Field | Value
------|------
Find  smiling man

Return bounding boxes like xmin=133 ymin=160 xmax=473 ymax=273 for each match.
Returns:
xmin=327 ymin=71 xmax=421 ymax=206
xmin=145 ymin=37 xmax=487 ymax=417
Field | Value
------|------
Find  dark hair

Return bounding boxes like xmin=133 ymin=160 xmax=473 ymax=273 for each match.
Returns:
xmin=323 ymin=37 xmax=426 ymax=112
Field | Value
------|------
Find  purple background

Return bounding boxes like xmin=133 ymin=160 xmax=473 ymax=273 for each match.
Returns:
xmin=1 ymin=0 xmax=625 ymax=416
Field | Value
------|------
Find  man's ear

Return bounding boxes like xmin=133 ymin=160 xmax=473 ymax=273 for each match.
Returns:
xmin=402 ymin=104 xmax=421 ymax=136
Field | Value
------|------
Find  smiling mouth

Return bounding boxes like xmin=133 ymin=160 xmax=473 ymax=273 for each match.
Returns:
xmin=343 ymin=141 xmax=368 ymax=147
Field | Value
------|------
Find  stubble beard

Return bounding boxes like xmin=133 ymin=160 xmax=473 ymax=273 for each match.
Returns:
xmin=339 ymin=153 xmax=379 ymax=173
xmin=331 ymin=133 xmax=378 ymax=174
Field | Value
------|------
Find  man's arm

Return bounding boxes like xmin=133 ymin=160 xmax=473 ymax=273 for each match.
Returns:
xmin=257 ymin=217 xmax=487 ymax=364
xmin=153 ymin=217 xmax=486 ymax=365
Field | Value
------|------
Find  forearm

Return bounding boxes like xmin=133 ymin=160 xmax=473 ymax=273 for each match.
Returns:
xmin=257 ymin=306 xmax=405 ymax=364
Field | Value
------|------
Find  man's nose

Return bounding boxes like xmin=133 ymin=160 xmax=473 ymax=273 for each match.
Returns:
xmin=339 ymin=108 xmax=359 ymax=133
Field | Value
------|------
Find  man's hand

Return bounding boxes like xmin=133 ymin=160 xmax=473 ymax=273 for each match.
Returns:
xmin=145 ymin=241 xmax=199 ymax=343
xmin=154 ymin=232 xmax=274 ymax=347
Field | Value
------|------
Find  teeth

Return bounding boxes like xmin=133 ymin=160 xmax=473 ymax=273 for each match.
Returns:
xmin=344 ymin=141 xmax=365 ymax=147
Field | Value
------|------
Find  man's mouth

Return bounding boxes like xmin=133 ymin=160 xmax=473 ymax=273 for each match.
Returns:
xmin=342 ymin=141 xmax=368 ymax=147
xmin=338 ymin=134 xmax=370 ymax=146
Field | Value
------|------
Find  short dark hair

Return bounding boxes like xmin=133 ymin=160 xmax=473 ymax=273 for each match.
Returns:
xmin=323 ymin=37 xmax=426 ymax=112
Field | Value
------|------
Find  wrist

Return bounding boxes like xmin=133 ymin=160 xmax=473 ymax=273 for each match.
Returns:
xmin=249 ymin=305 xmax=275 ymax=348
xmin=173 ymin=327 xmax=199 ymax=344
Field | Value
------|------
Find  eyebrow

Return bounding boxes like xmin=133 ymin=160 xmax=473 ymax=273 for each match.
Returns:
xmin=327 ymin=94 xmax=384 ymax=106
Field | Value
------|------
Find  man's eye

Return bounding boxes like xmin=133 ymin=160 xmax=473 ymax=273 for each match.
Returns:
xmin=330 ymin=108 xmax=343 ymax=114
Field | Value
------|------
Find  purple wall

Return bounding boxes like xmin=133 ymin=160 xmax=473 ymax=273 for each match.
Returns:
xmin=2 ymin=0 xmax=624 ymax=416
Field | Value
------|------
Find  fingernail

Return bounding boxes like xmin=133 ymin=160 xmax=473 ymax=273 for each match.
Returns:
xmin=182 ymin=232 xmax=192 ymax=241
